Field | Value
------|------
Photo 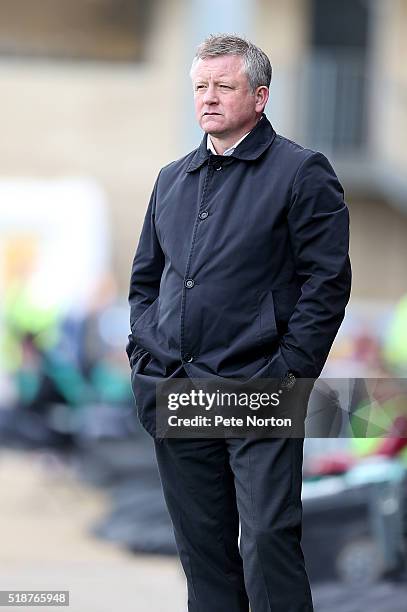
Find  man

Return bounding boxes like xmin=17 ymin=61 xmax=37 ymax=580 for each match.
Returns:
xmin=127 ymin=34 xmax=351 ymax=612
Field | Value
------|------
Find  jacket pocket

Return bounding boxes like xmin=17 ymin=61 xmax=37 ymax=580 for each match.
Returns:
xmin=258 ymin=290 xmax=278 ymax=347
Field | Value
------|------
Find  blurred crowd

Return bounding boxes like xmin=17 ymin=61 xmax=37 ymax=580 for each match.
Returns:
xmin=0 ymin=273 xmax=135 ymax=450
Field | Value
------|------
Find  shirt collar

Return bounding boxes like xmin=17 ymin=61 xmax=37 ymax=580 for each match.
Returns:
xmin=206 ymin=130 xmax=252 ymax=157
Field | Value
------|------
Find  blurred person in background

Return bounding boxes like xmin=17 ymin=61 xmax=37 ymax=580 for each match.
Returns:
xmin=127 ymin=34 xmax=351 ymax=612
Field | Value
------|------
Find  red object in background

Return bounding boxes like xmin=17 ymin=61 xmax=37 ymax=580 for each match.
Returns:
xmin=374 ymin=416 xmax=407 ymax=457
xmin=306 ymin=452 xmax=356 ymax=477
xmin=307 ymin=416 xmax=407 ymax=478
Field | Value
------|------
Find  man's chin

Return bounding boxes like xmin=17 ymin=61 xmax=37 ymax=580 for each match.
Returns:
xmin=200 ymin=117 xmax=225 ymax=132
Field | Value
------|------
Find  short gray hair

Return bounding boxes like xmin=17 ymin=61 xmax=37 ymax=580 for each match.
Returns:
xmin=190 ymin=34 xmax=272 ymax=92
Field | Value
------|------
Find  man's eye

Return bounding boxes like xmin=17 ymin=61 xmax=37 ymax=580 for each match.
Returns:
xmin=195 ymin=84 xmax=207 ymax=90
xmin=220 ymin=85 xmax=232 ymax=89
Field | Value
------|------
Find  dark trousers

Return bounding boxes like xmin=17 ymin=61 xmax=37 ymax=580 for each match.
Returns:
xmin=154 ymin=435 xmax=314 ymax=612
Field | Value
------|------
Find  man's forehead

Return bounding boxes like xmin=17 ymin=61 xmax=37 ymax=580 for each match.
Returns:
xmin=192 ymin=55 xmax=245 ymax=79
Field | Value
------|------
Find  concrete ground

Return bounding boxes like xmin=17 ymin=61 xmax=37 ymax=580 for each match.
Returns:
xmin=0 ymin=449 xmax=185 ymax=612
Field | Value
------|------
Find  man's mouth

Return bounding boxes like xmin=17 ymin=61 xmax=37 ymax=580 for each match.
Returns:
xmin=203 ymin=112 xmax=221 ymax=116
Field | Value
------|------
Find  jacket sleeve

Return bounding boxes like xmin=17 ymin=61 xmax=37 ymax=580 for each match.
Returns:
xmin=269 ymin=152 xmax=352 ymax=380
xmin=126 ymin=172 xmax=165 ymax=366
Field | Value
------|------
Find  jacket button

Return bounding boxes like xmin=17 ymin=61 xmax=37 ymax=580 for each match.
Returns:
xmin=185 ymin=278 xmax=195 ymax=288
xmin=184 ymin=355 xmax=194 ymax=363
xmin=214 ymin=163 xmax=222 ymax=171
xmin=199 ymin=211 xmax=209 ymax=220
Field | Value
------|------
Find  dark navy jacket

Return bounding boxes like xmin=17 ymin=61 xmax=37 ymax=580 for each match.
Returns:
xmin=127 ymin=114 xmax=351 ymax=435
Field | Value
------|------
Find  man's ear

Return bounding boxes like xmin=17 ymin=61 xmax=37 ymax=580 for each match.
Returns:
xmin=255 ymin=86 xmax=269 ymax=111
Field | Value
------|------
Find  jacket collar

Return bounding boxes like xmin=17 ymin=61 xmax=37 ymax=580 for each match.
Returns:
xmin=186 ymin=113 xmax=276 ymax=173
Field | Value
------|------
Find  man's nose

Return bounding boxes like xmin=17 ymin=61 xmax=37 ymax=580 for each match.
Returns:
xmin=203 ymin=84 xmax=218 ymax=104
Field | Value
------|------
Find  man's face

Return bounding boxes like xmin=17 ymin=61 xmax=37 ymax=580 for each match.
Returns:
xmin=191 ymin=54 xmax=265 ymax=141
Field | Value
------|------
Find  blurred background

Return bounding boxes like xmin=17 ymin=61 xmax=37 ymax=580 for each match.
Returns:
xmin=0 ymin=1 xmax=407 ymax=610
